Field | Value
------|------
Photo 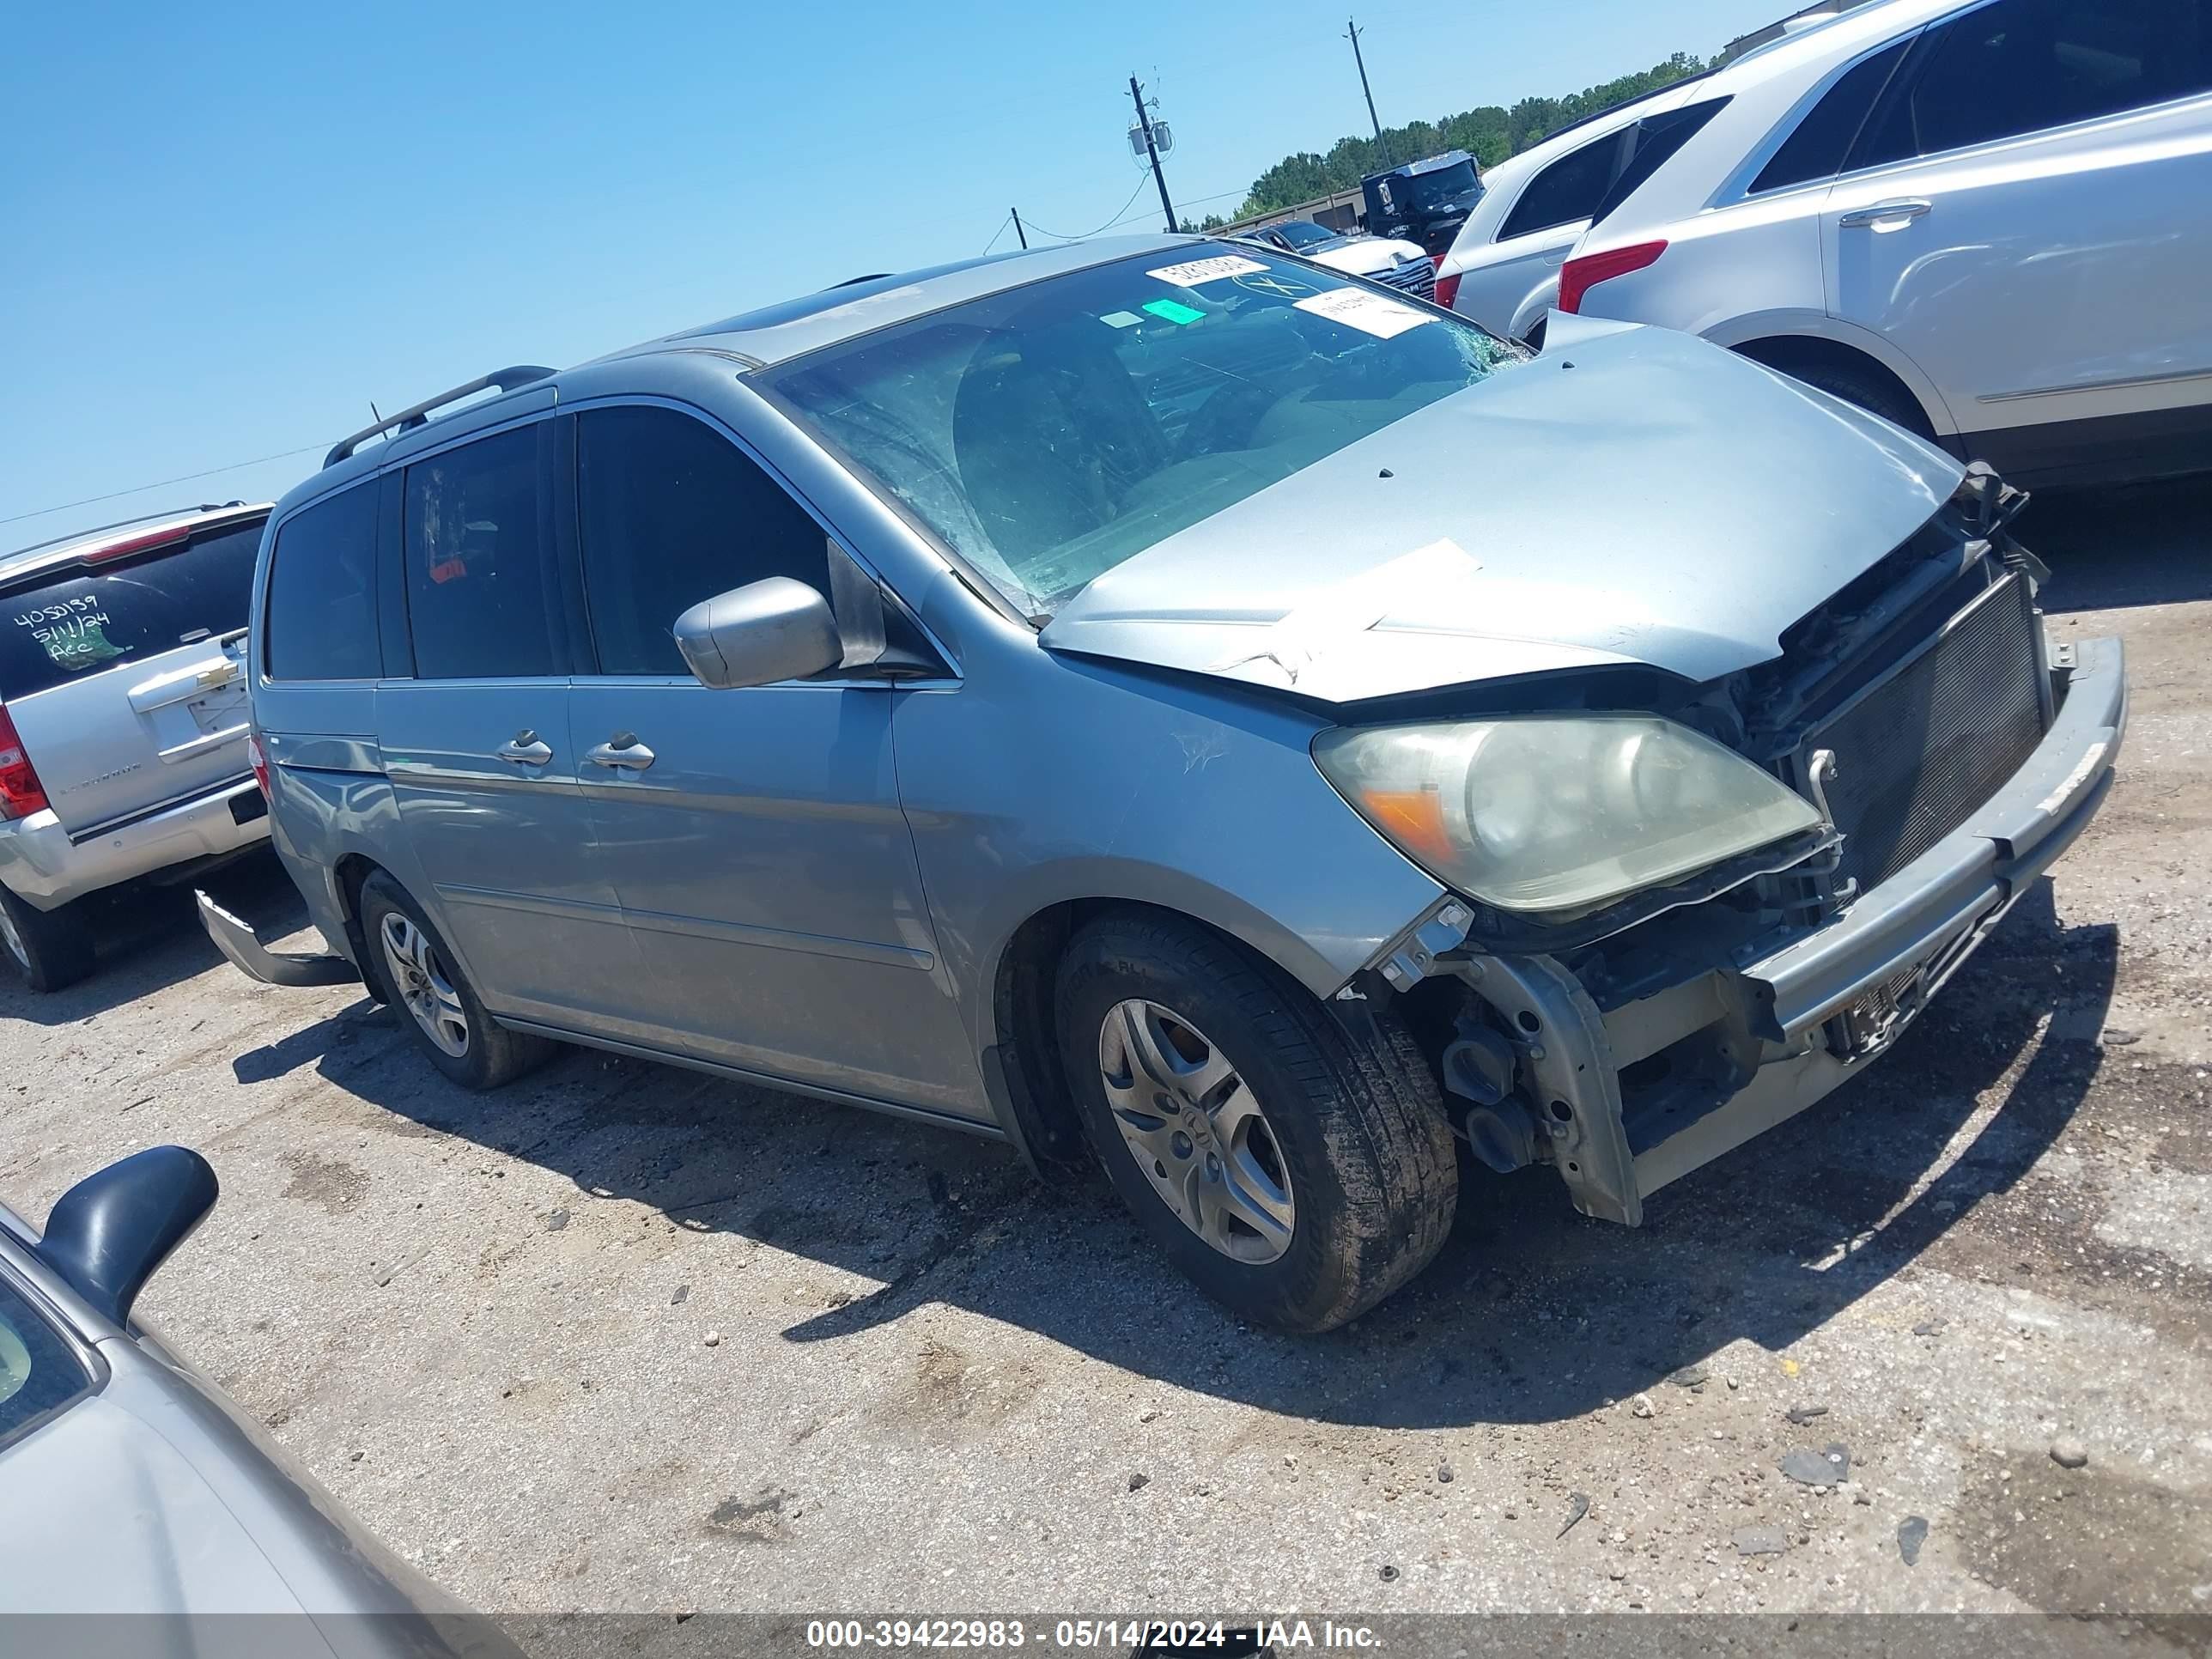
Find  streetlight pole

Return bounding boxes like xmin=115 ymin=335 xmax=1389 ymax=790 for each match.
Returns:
xmin=1130 ymin=75 xmax=1177 ymax=234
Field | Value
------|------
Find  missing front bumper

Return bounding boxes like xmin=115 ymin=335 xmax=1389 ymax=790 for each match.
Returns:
xmin=1431 ymin=635 xmax=2125 ymax=1225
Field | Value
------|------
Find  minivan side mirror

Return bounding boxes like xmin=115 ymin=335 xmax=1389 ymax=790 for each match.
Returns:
xmin=38 ymin=1146 xmax=218 ymax=1326
xmin=674 ymin=578 xmax=844 ymax=690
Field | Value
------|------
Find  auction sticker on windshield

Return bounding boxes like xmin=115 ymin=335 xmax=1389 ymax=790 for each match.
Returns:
xmin=1146 ymin=254 xmax=1267 ymax=286
xmin=1293 ymin=288 xmax=1432 ymax=339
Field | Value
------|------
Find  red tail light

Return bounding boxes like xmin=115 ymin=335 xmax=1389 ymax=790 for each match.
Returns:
xmin=248 ymin=732 xmax=270 ymax=798
xmin=1558 ymin=240 xmax=1668 ymax=314
xmin=1432 ymin=272 xmax=1462 ymax=311
xmin=0 ymin=706 xmax=49 ymax=821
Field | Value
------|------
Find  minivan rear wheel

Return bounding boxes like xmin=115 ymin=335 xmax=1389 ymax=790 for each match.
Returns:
xmin=0 ymin=884 xmax=96 ymax=994
xmin=358 ymin=872 xmax=554 ymax=1090
xmin=1054 ymin=910 xmax=1457 ymax=1333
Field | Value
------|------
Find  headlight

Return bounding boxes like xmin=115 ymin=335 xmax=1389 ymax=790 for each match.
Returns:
xmin=1313 ymin=714 xmax=1824 ymax=916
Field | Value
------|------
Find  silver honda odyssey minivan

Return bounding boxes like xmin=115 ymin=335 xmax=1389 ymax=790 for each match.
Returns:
xmin=203 ymin=236 xmax=2124 ymax=1332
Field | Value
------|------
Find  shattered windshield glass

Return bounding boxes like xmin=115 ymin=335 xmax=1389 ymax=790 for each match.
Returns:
xmin=759 ymin=248 xmax=1520 ymax=617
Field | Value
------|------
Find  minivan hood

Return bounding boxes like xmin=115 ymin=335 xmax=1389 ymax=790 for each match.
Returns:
xmin=1040 ymin=319 xmax=1965 ymax=705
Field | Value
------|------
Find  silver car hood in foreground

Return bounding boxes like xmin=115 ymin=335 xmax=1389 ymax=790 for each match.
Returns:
xmin=1041 ymin=319 xmax=1966 ymax=704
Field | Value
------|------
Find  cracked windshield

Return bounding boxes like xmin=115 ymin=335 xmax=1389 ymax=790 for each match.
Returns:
xmin=764 ymin=248 xmax=1521 ymax=614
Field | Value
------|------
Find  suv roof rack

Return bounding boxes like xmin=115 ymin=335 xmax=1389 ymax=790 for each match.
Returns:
xmin=325 ymin=366 xmax=556 ymax=469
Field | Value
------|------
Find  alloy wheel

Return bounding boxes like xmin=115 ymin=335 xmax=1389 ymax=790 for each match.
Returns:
xmin=380 ymin=912 xmax=470 ymax=1058
xmin=0 ymin=902 xmax=26 ymax=971
xmin=1097 ymin=998 xmax=1295 ymax=1263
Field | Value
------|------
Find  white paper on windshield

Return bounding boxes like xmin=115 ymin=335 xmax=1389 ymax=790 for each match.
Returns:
xmin=1097 ymin=310 xmax=1144 ymax=328
xmin=1293 ymin=287 xmax=1433 ymax=339
xmin=1146 ymin=254 xmax=1268 ymax=287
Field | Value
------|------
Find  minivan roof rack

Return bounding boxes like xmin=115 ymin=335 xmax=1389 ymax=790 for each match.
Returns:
xmin=325 ymin=366 xmax=556 ymax=469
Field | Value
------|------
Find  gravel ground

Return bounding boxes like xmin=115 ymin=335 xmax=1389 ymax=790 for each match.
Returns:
xmin=2 ymin=478 xmax=2207 ymax=1625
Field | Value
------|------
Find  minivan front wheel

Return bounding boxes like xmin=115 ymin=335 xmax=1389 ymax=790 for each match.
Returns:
xmin=1055 ymin=911 xmax=1457 ymax=1333
xmin=358 ymin=873 xmax=552 ymax=1090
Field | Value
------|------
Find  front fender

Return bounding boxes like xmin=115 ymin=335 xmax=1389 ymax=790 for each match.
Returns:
xmin=890 ymin=651 xmax=1447 ymax=1058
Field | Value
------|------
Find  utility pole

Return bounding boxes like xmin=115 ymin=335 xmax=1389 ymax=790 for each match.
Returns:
xmin=1129 ymin=75 xmax=1176 ymax=234
xmin=1010 ymin=210 xmax=1027 ymax=249
xmin=1346 ymin=17 xmax=1391 ymax=165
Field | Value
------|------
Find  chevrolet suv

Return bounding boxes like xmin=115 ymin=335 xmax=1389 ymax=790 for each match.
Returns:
xmin=1 ymin=504 xmax=272 ymax=990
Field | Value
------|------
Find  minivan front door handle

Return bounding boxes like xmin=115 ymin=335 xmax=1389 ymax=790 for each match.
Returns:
xmin=586 ymin=736 xmax=656 ymax=772
xmin=495 ymin=732 xmax=554 ymax=766
xmin=1838 ymin=198 xmax=1931 ymax=229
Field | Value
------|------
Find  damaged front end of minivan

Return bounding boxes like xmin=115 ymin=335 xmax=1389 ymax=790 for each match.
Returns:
xmin=1323 ymin=465 xmax=2126 ymax=1224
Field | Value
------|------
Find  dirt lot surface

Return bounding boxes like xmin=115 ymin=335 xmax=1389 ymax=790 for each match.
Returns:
xmin=3 ymin=479 xmax=2208 ymax=1626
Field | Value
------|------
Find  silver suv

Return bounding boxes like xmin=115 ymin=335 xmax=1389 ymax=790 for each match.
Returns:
xmin=0 ymin=504 xmax=272 ymax=990
xmin=204 ymin=239 xmax=2124 ymax=1331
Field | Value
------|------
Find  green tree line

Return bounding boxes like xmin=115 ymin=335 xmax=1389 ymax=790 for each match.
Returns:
xmin=1179 ymin=51 xmax=1708 ymax=231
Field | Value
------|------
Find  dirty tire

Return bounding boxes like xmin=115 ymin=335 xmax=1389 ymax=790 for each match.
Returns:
xmin=0 ymin=884 xmax=96 ymax=994
xmin=1055 ymin=910 xmax=1457 ymax=1333
xmin=357 ymin=872 xmax=554 ymax=1090
xmin=1775 ymin=356 xmax=1935 ymax=441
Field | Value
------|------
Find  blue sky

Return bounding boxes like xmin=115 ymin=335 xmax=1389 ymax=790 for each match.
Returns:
xmin=1 ymin=0 xmax=1772 ymax=541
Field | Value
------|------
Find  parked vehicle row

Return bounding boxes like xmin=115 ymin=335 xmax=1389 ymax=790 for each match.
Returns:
xmin=157 ymin=234 xmax=2124 ymax=1339
xmin=1441 ymin=0 xmax=2212 ymax=486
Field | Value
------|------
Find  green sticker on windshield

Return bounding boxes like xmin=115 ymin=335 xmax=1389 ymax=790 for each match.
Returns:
xmin=1141 ymin=297 xmax=1205 ymax=326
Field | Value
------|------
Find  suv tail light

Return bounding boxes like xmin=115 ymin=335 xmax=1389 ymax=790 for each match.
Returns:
xmin=1558 ymin=240 xmax=1668 ymax=314
xmin=248 ymin=731 xmax=270 ymax=798
xmin=0 ymin=705 xmax=49 ymax=820
xmin=1432 ymin=272 xmax=1462 ymax=311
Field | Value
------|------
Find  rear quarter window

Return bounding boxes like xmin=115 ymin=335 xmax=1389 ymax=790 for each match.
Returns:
xmin=1499 ymin=135 xmax=1627 ymax=240
xmin=0 ymin=521 xmax=261 ymax=701
xmin=264 ymin=485 xmax=380 ymax=681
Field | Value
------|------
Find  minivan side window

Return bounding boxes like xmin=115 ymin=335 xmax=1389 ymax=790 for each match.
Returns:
xmin=401 ymin=425 xmax=560 ymax=679
xmin=1856 ymin=0 xmax=2210 ymax=167
xmin=1498 ymin=132 xmax=1627 ymax=240
xmin=1750 ymin=39 xmax=1913 ymax=192
xmin=574 ymin=406 xmax=830 ymax=677
xmin=264 ymin=487 xmax=378 ymax=681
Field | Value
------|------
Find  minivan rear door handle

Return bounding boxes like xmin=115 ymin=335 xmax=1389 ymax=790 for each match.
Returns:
xmin=1838 ymin=198 xmax=1931 ymax=229
xmin=495 ymin=732 xmax=554 ymax=766
xmin=586 ymin=736 xmax=655 ymax=772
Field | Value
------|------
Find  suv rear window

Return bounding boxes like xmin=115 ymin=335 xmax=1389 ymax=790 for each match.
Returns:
xmin=0 ymin=520 xmax=261 ymax=700
xmin=1499 ymin=132 xmax=1628 ymax=240
xmin=264 ymin=484 xmax=381 ymax=682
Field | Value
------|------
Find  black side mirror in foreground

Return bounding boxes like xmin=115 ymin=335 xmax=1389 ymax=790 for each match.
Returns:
xmin=39 ymin=1146 xmax=218 ymax=1325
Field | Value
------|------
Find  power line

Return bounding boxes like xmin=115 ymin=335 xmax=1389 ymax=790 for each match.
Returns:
xmin=0 ymin=441 xmax=336 ymax=530
xmin=1015 ymin=173 xmax=1156 ymax=242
